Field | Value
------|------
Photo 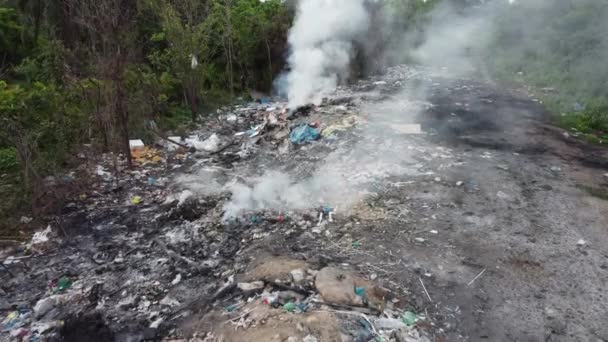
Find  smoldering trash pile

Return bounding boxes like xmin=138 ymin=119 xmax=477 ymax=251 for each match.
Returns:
xmin=1 ymin=66 xmax=447 ymax=342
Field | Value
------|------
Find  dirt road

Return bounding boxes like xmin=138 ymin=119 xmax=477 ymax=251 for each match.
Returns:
xmin=344 ymin=72 xmax=608 ymax=341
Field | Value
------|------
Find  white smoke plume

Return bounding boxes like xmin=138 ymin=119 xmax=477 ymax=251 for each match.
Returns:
xmin=285 ymin=0 xmax=370 ymax=108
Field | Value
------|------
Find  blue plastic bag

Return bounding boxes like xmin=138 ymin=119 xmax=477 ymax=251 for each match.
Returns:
xmin=289 ymin=124 xmax=320 ymax=144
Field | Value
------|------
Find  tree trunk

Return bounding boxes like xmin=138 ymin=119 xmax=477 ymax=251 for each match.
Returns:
xmin=265 ymin=38 xmax=273 ymax=91
xmin=189 ymin=79 xmax=198 ymax=122
xmin=115 ymin=80 xmax=132 ymax=167
xmin=224 ymin=0 xmax=234 ymax=95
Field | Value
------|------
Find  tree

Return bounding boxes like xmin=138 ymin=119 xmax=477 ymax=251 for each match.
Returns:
xmin=65 ymin=0 xmax=138 ymax=166
xmin=145 ymin=0 xmax=211 ymax=121
xmin=0 ymin=6 xmax=25 ymax=73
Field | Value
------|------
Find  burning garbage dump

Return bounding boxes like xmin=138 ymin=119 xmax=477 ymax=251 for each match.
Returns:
xmin=3 ymin=57 xmax=606 ymax=341
xmin=1 ymin=65 xmax=441 ymax=341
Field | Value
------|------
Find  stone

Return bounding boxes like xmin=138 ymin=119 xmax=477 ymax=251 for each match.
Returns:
xmin=142 ymin=327 xmax=157 ymax=340
xmin=237 ymin=281 xmax=265 ymax=291
xmin=314 ymin=267 xmax=362 ymax=306
xmin=290 ymin=269 xmax=306 ymax=283
xmin=118 ymin=295 xmax=137 ymax=310
xmin=303 ymin=335 xmax=318 ymax=342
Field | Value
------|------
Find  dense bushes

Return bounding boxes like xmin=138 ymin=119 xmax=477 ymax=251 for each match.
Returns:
xmin=0 ymin=0 xmax=292 ymax=226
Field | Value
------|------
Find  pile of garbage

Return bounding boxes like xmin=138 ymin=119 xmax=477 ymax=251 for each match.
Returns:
xmin=199 ymin=260 xmax=431 ymax=342
xmin=1 ymin=65 xmax=441 ymax=342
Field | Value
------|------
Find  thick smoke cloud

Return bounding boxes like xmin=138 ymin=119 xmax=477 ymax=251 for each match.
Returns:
xmin=387 ymin=0 xmax=608 ymax=100
xmin=182 ymin=0 xmax=608 ymax=219
xmin=284 ymin=0 xmax=370 ymax=108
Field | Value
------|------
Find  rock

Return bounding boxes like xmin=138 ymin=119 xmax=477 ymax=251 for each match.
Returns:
xmin=496 ymin=191 xmax=511 ymax=200
xmin=142 ymin=327 xmax=157 ymax=340
xmin=290 ymin=269 xmax=306 ymax=283
xmin=315 ymin=267 xmax=362 ymax=306
xmin=237 ymin=281 xmax=265 ymax=291
xmin=244 ymin=257 xmax=309 ymax=282
xmin=303 ymin=335 xmax=319 ymax=342
xmin=118 ymin=295 xmax=137 ymax=310
xmin=159 ymin=295 xmax=181 ymax=307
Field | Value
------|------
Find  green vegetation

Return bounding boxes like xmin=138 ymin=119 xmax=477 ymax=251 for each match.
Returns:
xmin=578 ymin=185 xmax=608 ymax=201
xmin=487 ymin=0 xmax=608 ymax=139
xmin=0 ymin=0 xmax=291 ymax=233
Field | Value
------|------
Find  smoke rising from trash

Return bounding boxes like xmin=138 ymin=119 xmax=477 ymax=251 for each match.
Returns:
xmin=179 ymin=0 xmax=608 ymax=219
xmin=283 ymin=0 xmax=370 ymax=108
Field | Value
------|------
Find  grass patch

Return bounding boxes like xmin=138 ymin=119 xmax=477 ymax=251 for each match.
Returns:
xmin=577 ymin=184 xmax=608 ymax=201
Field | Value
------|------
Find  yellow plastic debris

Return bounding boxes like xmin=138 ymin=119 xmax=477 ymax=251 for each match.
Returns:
xmin=132 ymin=147 xmax=164 ymax=165
xmin=131 ymin=196 xmax=142 ymax=205
xmin=321 ymin=116 xmax=357 ymax=137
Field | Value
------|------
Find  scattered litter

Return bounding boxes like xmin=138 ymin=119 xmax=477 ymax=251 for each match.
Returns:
xmin=131 ymin=196 xmax=142 ymax=205
xmin=577 ymin=239 xmax=587 ymax=246
xmin=226 ymin=114 xmax=237 ymax=123
xmin=191 ymin=134 xmax=222 ymax=152
xmin=401 ymin=311 xmax=420 ymax=326
xmin=30 ymin=226 xmax=53 ymax=245
xmin=247 ymin=124 xmax=265 ymax=138
xmin=467 ymin=268 xmax=486 ymax=286
xmin=129 ymin=139 xmax=145 ymax=153
xmin=55 ymin=276 xmax=73 ymax=292
xmin=132 ymin=147 xmax=164 ymax=164
xmin=171 ymin=274 xmax=182 ymax=285
xmin=290 ymin=124 xmax=320 ymax=144
xmin=321 ymin=118 xmax=356 ymax=137
xmin=283 ymin=302 xmax=297 ymax=313
xmin=419 ymin=277 xmax=432 ymax=302
xmin=20 ymin=216 xmax=33 ymax=224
